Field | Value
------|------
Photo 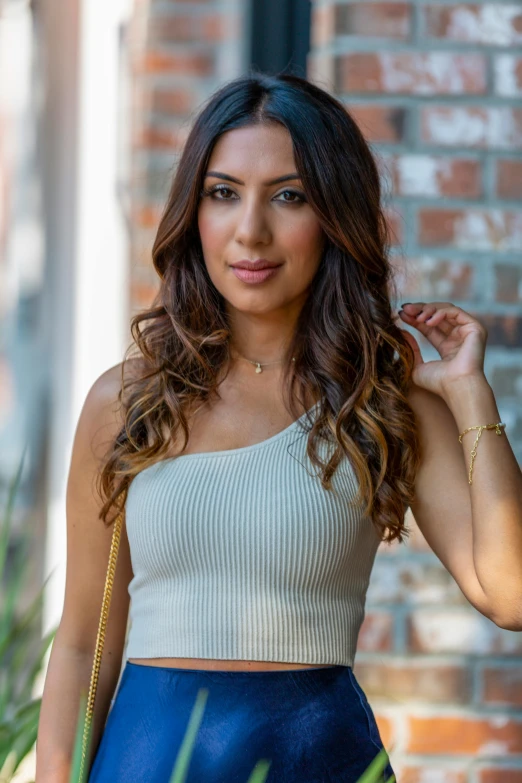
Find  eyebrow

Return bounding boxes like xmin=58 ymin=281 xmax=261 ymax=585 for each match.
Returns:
xmin=204 ymin=171 xmax=301 ymax=186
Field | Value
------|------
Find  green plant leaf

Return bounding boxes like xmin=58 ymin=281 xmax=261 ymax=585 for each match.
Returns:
xmin=5 ymin=589 xmax=45 ymax=683
xmin=0 ymin=748 xmax=19 ymax=782
xmin=0 ymin=583 xmax=45 ymax=659
xmin=0 ymin=542 xmax=27 ymax=643
xmin=0 ymin=594 xmax=45 ymax=722
xmin=355 ymin=747 xmax=394 ymax=783
xmin=0 ymin=451 xmax=58 ymax=777
xmin=18 ymin=626 xmax=57 ymax=705
xmin=0 ymin=447 xmax=26 ymax=579
xmin=245 ymin=758 xmax=272 ymax=782
xmin=69 ymin=690 xmax=91 ymax=783
xmin=0 ymin=703 xmax=41 ymax=776
xmin=0 ymin=699 xmax=41 ymax=770
xmin=169 ymin=688 xmax=209 ymax=783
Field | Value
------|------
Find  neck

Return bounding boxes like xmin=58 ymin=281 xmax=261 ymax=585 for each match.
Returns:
xmin=226 ymin=310 xmax=300 ymax=364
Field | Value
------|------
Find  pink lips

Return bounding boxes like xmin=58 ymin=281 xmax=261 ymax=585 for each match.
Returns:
xmin=230 ymin=266 xmax=282 ymax=284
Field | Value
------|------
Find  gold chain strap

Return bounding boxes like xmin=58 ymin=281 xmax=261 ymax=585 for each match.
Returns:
xmin=458 ymin=422 xmax=506 ymax=485
xmin=78 ymin=510 xmax=124 ymax=782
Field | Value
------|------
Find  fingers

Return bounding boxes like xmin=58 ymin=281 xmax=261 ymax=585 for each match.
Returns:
xmin=398 ymin=303 xmax=451 ymax=338
xmin=399 ymin=302 xmax=469 ymax=325
xmin=398 ymin=302 xmax=466 ymax=335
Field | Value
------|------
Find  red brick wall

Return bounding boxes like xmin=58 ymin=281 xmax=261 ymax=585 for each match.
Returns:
xmin=309 ymin=2 xmax=522 ymax=780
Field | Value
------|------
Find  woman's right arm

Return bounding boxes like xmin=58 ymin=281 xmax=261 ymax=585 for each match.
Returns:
xmin=35 ymin=362 xmax=135 ymax=782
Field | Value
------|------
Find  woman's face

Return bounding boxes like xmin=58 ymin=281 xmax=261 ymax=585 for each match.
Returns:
xmin=197 ymin=122 xmax=324 ymax=316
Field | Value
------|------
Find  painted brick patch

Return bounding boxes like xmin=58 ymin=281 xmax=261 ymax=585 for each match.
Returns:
xmin=336 ymin=52 xmax=487 ymax=95
xmin=421 ymin=106 xmax=522 ymax=150
xmin=391 ymin=256 xmax=475 ymax=301
xmin=357 ymin=611 xmax=395 ymax=652
xmin=422 ymin=4 xmax=522 ymax=46
xmin=408 ymin=608 xmax=522 ymax=655
xmin=418 ymin=208 xmax=522 ymax=250
xmin=385 ymin=154 xmax=481 ymax=198
xmin=494 ymin=54 xmax=522 ymax=97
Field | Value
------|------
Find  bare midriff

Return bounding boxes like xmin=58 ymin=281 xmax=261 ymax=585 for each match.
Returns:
xmin=127 ymin=657 xmax=338 ymax=671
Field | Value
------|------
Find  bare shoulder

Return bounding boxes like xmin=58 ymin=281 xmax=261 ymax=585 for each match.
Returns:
xmin=58 ymin=357 xmax=147 ymax=653
xmin=66 ymin=356 xmax=146 ymax=536
xmin=79 ymin=357 xmax=146 ymax=461
xmin=85 ymin=356 xmax=145 ymax=410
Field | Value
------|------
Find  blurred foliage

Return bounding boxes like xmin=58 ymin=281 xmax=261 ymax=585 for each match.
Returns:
xmin=0 ymin=450 xmax=57 ymax=781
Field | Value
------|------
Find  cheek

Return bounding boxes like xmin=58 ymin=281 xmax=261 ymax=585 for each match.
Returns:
xmin=284 ymin=215 xmax=324 ymax=258
xmin=197 ymin=208 xmax=229 ymax=254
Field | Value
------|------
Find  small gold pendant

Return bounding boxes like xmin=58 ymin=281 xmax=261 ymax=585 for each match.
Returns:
xmin=255 ymin=363 xmax=262 ymax=373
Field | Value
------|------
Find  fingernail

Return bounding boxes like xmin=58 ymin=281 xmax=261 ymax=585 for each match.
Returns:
xmin=401 ymin=302 xmax=411 ymax=306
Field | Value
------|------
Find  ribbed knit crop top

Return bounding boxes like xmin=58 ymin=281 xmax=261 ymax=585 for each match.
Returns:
xmin=124 ymin=399 xmax=382 ymax=668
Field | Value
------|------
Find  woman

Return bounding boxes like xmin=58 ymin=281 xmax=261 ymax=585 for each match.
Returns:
xmin=36 ymin=72 xmax=522 ymax=782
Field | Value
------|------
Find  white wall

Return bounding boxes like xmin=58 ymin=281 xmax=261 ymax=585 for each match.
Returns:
xmin=11 ymin=1 xmax=131 ymax=778
xmin=41 ymin=0 xmax=132 ymax=642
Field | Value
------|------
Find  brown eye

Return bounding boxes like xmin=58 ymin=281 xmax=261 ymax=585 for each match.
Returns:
xmin=203 ymin=184 xmax=237 ymax=200
xmin=275 ymin=190 xmax=306 ymax=204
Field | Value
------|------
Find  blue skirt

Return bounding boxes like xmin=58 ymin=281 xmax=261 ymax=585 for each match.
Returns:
xmin=88 ymin=661 xmax=395 ymax=782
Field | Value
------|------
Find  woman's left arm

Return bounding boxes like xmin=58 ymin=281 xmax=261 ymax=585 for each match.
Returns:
xmin=397 ymin=301 xmax=522 ymax=631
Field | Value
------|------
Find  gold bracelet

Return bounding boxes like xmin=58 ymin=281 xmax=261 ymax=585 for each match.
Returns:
xmin=458 ymin=422 xmax=506 ymax=485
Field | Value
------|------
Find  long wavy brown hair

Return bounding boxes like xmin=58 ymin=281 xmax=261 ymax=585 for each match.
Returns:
xmin=98 ymin=71 xmax=420 ymax=544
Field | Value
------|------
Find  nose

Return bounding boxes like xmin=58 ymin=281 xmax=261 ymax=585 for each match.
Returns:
xmin=233 ymin=196 xmax=272 ymax=247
